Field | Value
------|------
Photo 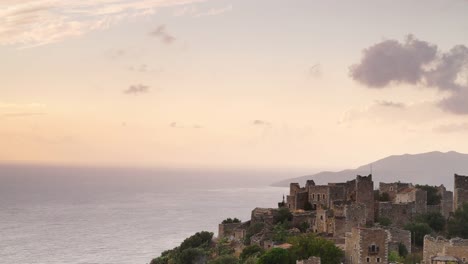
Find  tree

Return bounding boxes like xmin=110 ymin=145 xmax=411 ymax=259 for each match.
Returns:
xmin=208 ymin=255 xmax=239 ymax=264
xmin=288 ymin=234 xmax=344 ymax=264
xmin=180 ymin=231 xmax=213 ymax=251
xmin=388 ymin=251 xmax=404 ymax=263
xmin=244 ymin=222 xmax=265 ymax=245
xmin=273 ymin=223 xmax=289 ymax=243
xmin=178 ymin=248 xmax=207 ymax=264
xmin=222 ymin=218 xmax=241 ymax=224
xmin=404 ymin=222 xmax=432 ymax=247
xmin=274 ymin=208 xmax=293 ymax=224
xmin=258 ymin=248 xmax=289 ymax=264
xmin=415 ymin=212 xmax=445 ymax=232
xmin=415 ymin=185 xmax=441 ymax=205
xmin=398 ymin=243 xmax=408 ymax=257
xmin=240 ymin=245 xmax=264 ymax=261
xmin=448 ymin=202 xmax=468 ymax=238
xmin=377 ymin=217 xmax=392 ymax=227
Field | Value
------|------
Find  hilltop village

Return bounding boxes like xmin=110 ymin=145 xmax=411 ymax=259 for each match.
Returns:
xmin=151 ymin=174 xmax=468 ymax=264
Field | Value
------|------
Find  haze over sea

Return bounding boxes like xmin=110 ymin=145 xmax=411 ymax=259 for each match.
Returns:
xmin=0 ymin=164 xmax=312 ymax=264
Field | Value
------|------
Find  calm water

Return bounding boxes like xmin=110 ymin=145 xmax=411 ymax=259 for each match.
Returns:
xmin=0 ymin=165 xmax=298 ymax=264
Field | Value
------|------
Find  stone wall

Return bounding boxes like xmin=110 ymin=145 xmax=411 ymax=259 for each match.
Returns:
xmin=377 ymin=202 xmax=414 ymax=227
xmin=380 ymin=182 xmax=412 ymax=201
xmin=386 ymin=227 xmax=411 ymax=254
xmin=356 ymin=175 xmax=375 ymax=224
xmin=454 ymin=174 xmax=468 ymax=210
xmin=251 ymin=208 xmax=278 ymax=226
xmin=297 ymin=256 xmax=321 ymax=264
xmin=218 ymin=222 xmax=243 ymax=239
xmin=423 ymin=235 xmax=468 ymax=264
xmin=345 ymin=227 xmax=389 ymax=264
xmin=308 ymin=185 xmax=331 ymax=209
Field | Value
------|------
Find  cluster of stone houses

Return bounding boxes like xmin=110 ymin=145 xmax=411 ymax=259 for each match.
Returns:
xmin=218 ymin=174 xmax=468 ymax=264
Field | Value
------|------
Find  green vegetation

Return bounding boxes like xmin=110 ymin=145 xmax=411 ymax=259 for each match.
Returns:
xmin=240 ymin=245 xmax=264 ymax=261
xmin=288 ymin=234 xmax=343 ymax=264
xmin=150 ymin=231 xmax=214 ymax=264
xmin=244 ymin=222 xmax=265 ymax=245
xmin=414 ymin=212 xmax=445 ymax=232
xmin=258 ymin=248 xmax=289 ymax=264
xmin=448 ymin=202 xmax=468 ymax=238
xmin=377 ymin=217 xmax=392 ymax=227
xmin=388 ymin=251 xmax=404 ymax=263
xmin=274 ymin=208 xmax=293 ymax=224
xmin=208 ymin=255 xmax=239 ymax=264
xmin=222 ymin=218 xmax=241 ymax=224
xmin=415 ymin=185 xmax=441 ymax=205
xmin=404 ymin=222 xmax=432 ymax=247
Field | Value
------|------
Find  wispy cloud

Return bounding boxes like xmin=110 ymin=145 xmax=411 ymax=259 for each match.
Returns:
xmin=124 ymin=84 xmax=150 ymax=95
xmin=1 ymin=112 xmax=46 ymax=118
xmin=375 ymin=100 xmax=406 ymax=109
xmin=350 ymin=35 xmax=468 ymax=115
xmin=0 ymin=0 xmax=206 ymax=47
xmin=252 ymin=120 xmax=271 ymax=126
xmin=150 ymin=24 xmax=176 ymax=44
xmin=173 ymin=4 xmax=232 ymax=18
xmin=433 ymin=123 xmax=468 ymax=133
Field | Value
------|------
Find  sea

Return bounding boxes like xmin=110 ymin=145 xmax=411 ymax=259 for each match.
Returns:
xmin=0 ymin=164 xmax=310 ymax=264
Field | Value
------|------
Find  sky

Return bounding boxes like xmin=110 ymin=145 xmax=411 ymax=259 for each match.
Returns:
xmin=1 ymin=0 xmax=468 ymax=170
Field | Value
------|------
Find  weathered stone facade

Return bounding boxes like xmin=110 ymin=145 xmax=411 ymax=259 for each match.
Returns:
xmin=385 ymin=227 xmax=412 ymax=254
xmin=423 ymin=235 xmax=468 ymax=264
xmin=454 ymin=174 xmax=468 ymax=211
xmin=218 ymin=222 xmax=243 ymax=239
xmin=438 ymin=185 xmax=454 ymax=218
xmin=345 ymin=227 xmax=389 ymax=264
xmin=395 ymin=187 xmax=427 ymax=214
xmin=251 ymin=208 xmax=279 ymax=226
xmin=379 ymin=182 xmax=412 ymax=201
xmin=297 ymin=256 xmax=321 ymax=264
xmin=377 ymin=202 xmax=415 ymax=227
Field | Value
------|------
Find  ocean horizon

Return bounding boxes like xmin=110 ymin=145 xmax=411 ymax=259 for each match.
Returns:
xmin=0 ymin=164 xmax=303 ymax=264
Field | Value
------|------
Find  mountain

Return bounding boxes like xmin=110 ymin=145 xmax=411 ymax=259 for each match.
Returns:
xmin=272 ymin=151 xmax=468 ymax=190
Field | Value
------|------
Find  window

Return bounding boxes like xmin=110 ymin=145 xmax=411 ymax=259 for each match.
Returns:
xmin=323 ymin=194 xmax=326 ymax=199
xmin=312 ymin=194 xmax=315 ymax=200
xmin=320 ymin=215 xmax=323 ymax=220
xmin=366 ymin=257 xmax=370 ymax=263
xmin=369 ymin=244 xmax=379 ymax=253
xmin=317 ymin=195 xmax=321 ymax=201
xmin=377 ymin=258 xmax=381 ymax=263
xmin=390 ymin=187 xmax=394 ymax=191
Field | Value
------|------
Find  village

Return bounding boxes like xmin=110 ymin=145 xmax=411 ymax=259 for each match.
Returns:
xmin=217 ymin=174 xmax=468 ymax=264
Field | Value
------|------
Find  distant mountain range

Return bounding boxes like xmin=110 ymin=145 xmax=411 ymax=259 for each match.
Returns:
xmin=272 ymin=151 xmax=468 ymax=190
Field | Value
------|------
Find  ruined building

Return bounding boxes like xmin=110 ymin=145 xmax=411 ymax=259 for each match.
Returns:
xmin=345 ymin=227 xmax=389 ymax=264
xmin=454 ymin=174 xmax=468 ymax=211
xmin=286 ymin=175 xmax=374 ymax=225
xmin=423 ymin=235 xmax=468 ymax=264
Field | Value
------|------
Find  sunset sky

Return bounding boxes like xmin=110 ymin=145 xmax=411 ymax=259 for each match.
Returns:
xmin=1 ymin=0 xmax=468 ymax=169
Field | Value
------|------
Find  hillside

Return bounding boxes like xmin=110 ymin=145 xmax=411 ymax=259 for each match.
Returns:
xmin=272 ymin=151 xmax=468 ymax=190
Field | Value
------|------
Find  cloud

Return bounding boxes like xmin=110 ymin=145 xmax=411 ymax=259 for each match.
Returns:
xmin=375 ymin=100 xmax=406 ymax=109
xmin=433 ymin=122 xmax=468 ymax=133
xmin=1 ymin=112 xmax=46 ymax=118
xmin=173 ymin=4 xmax=232 ymax=17
xmin=252 ymin=120 xmax=271 ymax=126
xmin=0 ymin=0 xmax=206 ymax=47
xmin=150 ymin=25 xmax=176 ymax=44
xmin=350 ymin=35 xmax=437 ymax=88
xmin=350 ymin=35 xmax=468 ymax=114
xmin=308 ymin=64 xmax=322 ymax=78
xmin=124 ymin=84 xmax=149 ymax=95
xmin=194 ymin=4 xmax=232 ymax=17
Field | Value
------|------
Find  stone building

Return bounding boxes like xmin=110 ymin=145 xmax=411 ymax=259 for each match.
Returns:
xmin=377 ymin=202 xmax=415 ymax=227
xmin=345 ymin=227 xmax=389 ymax=264
xmin=454 ymin=174 xmax=468 ymax=211
xmin=286 ymin=174 xmax=374 ymax=225
xmin=386 ymin=227 xmax=412 ymax=254
xmin=423 ymin=235 xmax=468 ymax=264
xmin=379 ymin=182 xmax=412 ymax=201
xmin=297 ymin=256 xmax=321 ymax=264
xmin=438 ymin=185 xmax=453 ymax=219
xmin=395 ymin=187 xmax=427 ymax=214
xmin=251 ymin=208 xmax=279 ymax=226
